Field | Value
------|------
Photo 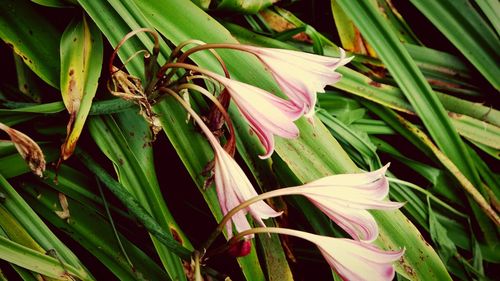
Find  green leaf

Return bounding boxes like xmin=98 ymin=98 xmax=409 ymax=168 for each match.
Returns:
xmin=216 ymin=0 xmax=277 ymax=14
xmin=450 ymin=113 xmax=500 ymax=149
xmin=0 ymin=0 xmax=61 ymax=88
xmin=335 ymin=0 xmax=496 ymax=242
xmin=88 ymin=112 xmax=191 ymax=280
xmin=59 ymin=14 xmax=103 ymax=160
xmin=474 ymin=0 xmax=500 ymax=35
xmin=21 ymin=182 xmax=172 ymax=281
xmin=0 ymin=145 xmax=57 ymax=179
xmin=13 ymin=54 xmax=42 ymax=103
xmin=0 ymin=235 xmax=91 ymax=281
xmin=428 ymin=199 xmax=458 ymax=264
xmin=31 ymin=0 xmax=74 ymax=8
xmin=0 ymin=174 xmax=92 ymax=279
xmin=408 ymin=0 xmax=500 ymax=90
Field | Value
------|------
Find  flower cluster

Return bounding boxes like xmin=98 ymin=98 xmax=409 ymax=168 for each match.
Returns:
xmin=175 ymin=45 xmax=402 ymax=281
xmin=110 ymin=34 xmax=404 ymax=281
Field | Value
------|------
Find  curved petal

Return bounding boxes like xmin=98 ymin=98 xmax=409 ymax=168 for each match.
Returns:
xmin=310 ymin=198 xmax=380 ymax=241
xmin=212 ymin=143 xmax=281 ymax=237
xmin=305 ymin=164 xmax=390 ymax=187
xmin=302 ymin=177 xmax=391 ymax=202
xmin=288 ymin=231 xmax=404 ymax=281
xmin=316 ymin=237 xmax=404 ymax=281
xmin=240 ymin=46 xmax=353 ymax=118
xmin=215 ymin=75 xmax=300 ymax=158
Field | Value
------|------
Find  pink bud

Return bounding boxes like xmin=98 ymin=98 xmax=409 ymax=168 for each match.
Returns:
xmin=227 ymin=239 xmax=252 ymax=257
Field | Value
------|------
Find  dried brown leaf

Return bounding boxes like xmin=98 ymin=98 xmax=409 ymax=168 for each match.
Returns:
xmin=0 ymin=122 xmax=46 ymax=177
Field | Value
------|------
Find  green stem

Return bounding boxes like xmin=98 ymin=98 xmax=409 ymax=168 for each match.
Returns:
xmin=175 ymin=83 xmax=236 ymax=153
xmin=200 ymin=185 xmax=314 ymax=252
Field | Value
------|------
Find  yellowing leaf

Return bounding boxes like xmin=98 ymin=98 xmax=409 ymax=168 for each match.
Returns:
xmin=59 ymin=14 xmax=102 ymax=161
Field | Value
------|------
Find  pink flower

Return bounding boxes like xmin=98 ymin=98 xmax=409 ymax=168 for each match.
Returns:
xmin=240 ymin=46 xmax=353 ymax=118
xmin=214 ymin=74 xmax=302 ymax=159
xmin=293 ymin=231 xmax=404 ymax=281
xmin=283 ymin=164 xmax=404 ymax=242
xmin=210 ymin=135 xmax=282 ymax=238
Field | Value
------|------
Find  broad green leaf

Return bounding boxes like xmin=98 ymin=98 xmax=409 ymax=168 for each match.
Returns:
xmin=217 ymin=0 xmax=277 ymax=13
xmin=470 ymin=140 xmax=500 ymax=160
xmin=0 ymin=145 xmax=57 ymax=179
xmin=88 ymin=112 xmax=191 ymax=281
xmin=0 ymin=99 xmax=134 ymax=127
xmin=0 ymin=175 xmax=91 ymax=277
xmin=450 ymin=113 xmax=500 ymax=149
xmin=59 ymin=14 xmax=102 ymax=160
xmin=474 ymin=0 xmax=500 ymax=35
xmin=409 ymin=0 xmax=500 ymax=90
xmin=0 ymin=205 xmax=45 ymax=253
xmin=31 ymin=0 xmax=74 ymax=8
xmin=0 ymin=206 xmax=61 ymax=281
xmin=21 ymin=182 xmax=172 ymax=281
xmin=0 ymin=235 xmax=91 ymax=281
xmin=0 ymin=0 xmax=60 ymax=88
xmin=373 ymin=0 xmax=420 ymax=44
xmin=428 ymin=199 xmax=458 ymax=264
xmin=13 ymin=54 xmax=41 ymax=103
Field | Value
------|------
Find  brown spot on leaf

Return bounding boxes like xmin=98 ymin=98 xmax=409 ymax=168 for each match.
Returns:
xmin=259 ymin=10 xmax=312 ymax=43
xmin=369 ymin=80 xmax=382 ymax=87
xmin=170 ymin=228 xmax=182 ymax=244
xmin=448 ymin=112 xmax=462 ymax=118
xmin=55 ymin=193 xmax=70 ymax=220
xmin=69 ymin=69 xmax=74 ymax=76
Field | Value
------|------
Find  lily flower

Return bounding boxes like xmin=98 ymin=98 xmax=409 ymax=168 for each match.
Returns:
xmin=167 ymin=88 xmax=282 ymax=238
xmin=229 ymin=227 xmax=404 ymax=281
xmin=214 ymin=74 xmax=302 ymax=159
xmin=240 ymin=46 xmax=353 ymax=118
xmin=212 ymin=140 xmax=283 ymax=238
xmin=295 ymin=231 xmax=404 ymax=281
xmin=277 ymin=164 xmax=403 ymax=242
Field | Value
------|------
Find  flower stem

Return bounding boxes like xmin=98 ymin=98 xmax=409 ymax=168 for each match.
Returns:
xmin=207 ymin=227 xmax=315 ymax=258
xmin=175 ymin=83 xmax=236 ymax=154
xmin=199 ymin=185 xmax=307 ymax=252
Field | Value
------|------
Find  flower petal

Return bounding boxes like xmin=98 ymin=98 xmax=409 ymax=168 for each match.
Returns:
xmin=239 ymin=46 xmax=353 ymax=118
xmin=276 ymin=164 xmax=403 ymax=241
xmin=286 ymin=231 xmax=404 ymax=281
xmin=215 ymin=75 xmax=300 ymax=158
xmin=309 ymin=198 xmax=380 ymax=242
xmin=212 ymin=143 xmax=281 ymax=237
